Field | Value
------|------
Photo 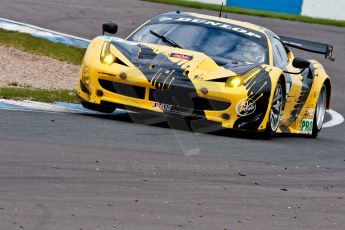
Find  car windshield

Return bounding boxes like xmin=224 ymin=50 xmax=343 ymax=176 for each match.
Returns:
xmin=128 ymin=22 xmax=268 ymax=64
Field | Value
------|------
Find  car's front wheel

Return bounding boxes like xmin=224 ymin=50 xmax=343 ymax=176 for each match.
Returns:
xmin=263 ymin=79 xmax=284 ymax=138
xmin=81 ymin=101 xmax=116 ymax=113
xmin=311 ymin=85 xmax=327 ymax=138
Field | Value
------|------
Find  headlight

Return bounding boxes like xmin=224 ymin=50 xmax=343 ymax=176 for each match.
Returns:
xmin=226 ymin=76 xmax=242 ymax=88
xmin=100 ymin=42 xmax=115 ymax=65
xmin=82 ymin=66 xmax=90 ymax=85
xmin=103 ymin=54 xmax=115 ymax=65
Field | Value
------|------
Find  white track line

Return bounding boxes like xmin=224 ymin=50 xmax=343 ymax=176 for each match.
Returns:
xmin=0 ymin=99 xmax=343 ymax=128
xmin=0 ymin=99 xmax=89 ymax=113
xmin=324 ymin=110 xmax=344 ymax=128
xmin=0 ymin=17 xmax=90 ymax=43
xmin=0 ymin=99 xmax=128 ymax=115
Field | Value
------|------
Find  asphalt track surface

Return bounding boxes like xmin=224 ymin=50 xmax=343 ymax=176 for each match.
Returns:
xmin=1 ymin=0 xmax=345 ymax=229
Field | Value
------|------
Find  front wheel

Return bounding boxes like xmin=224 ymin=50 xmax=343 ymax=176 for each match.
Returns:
xmin=263 ymin=79 xmax=284 ymax=138
xmin=311 ymin=85 xmax=327 ymax=138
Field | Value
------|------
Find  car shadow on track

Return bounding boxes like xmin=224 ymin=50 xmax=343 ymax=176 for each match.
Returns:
xmin=80 ymin=111 xmax=307 ymax=140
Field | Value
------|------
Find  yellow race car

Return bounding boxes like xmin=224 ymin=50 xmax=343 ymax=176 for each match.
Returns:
xmin=78 ymin=11 xmax=334 ymax=137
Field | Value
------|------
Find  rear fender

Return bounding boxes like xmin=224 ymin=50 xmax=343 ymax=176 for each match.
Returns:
xmin=300 ymin=60 xmax=331 ymax=119
xmin=278 ymin=60 xmax=331 ymax=135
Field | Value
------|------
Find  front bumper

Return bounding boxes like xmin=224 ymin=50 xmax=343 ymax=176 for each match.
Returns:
xmin=77 ymin=64 xmax=269 ymax=131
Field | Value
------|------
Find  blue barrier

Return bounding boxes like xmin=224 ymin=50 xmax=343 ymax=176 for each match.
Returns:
xmin=227 ymin=0 xmax=303 ymax=14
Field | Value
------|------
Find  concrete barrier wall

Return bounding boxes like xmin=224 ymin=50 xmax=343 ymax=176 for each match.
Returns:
xmin=185 ymin=0 xmax=345 ymax=21
xmin=302 ymin=0 xmax=345 ymax=21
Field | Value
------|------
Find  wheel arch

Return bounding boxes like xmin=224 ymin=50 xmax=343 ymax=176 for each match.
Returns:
xmin=278 ymin=74 xmax=286 ymax=108
xmin=258 ymin=67 xmax=286 ymax=131
xmin=323 ymin=78 xmax=331 ymax=109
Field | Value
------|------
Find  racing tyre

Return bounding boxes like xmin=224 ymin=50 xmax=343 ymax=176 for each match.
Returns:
xmin=81 ymin=101 xmax=116 ymax=113
xmin=311 ymin=85 xmax=327 ymax=138
xmin=262 ymin=79 xmax=284 ymax=138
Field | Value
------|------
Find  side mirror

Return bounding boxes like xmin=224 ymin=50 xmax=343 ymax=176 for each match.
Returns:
xmin=102 ymin=23 xmax=118 ymax=35
xmin=292 ymin=57 xmax=310 ymax=69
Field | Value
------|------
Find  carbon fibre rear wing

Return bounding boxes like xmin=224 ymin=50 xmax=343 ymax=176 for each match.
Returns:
xmin=280 ymin=36 xmax=335 ymax=61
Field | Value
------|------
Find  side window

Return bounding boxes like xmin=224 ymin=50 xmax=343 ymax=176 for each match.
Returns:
xmin=272 ymin=37 xmax=289 ymax=67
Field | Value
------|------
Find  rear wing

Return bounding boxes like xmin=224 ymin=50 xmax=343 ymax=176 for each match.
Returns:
xmin=280 ymin=36 xmax=335 ymax=61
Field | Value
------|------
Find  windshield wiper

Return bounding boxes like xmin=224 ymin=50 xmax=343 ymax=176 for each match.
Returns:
xmin=149 ymin=30 xmax=182 ymax=49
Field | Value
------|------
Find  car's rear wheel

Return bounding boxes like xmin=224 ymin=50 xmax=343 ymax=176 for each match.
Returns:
xmin=81 ymin=101 xmax=116 ymax=113
xmin=311 ymin=85 xmax=327 ymax=138
xmin=263 ymin=80 xmax=284 ymax=138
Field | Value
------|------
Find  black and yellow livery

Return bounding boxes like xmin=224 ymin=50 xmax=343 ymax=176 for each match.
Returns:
xmin=78 ymin=11 xmax=333 ymax=137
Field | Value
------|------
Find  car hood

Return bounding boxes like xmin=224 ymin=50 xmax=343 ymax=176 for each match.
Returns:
xmin=107 ymin=36 xmax=259 ymax=81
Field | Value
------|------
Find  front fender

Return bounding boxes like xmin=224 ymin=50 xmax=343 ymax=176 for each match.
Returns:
xmin=232 ymin=65 xmax=284 ymax=131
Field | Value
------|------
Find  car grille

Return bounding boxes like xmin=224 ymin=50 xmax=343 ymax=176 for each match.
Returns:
xmin=98 ymin=79 xmax=146 ymax=99
xmin=149 ymin=88 xmax=230 ymax=112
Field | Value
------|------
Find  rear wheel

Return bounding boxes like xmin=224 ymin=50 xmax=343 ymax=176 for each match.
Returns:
xmin=263 ymin=80 xmax=284 ymax=138
xmin=311 ymin=85 xmax=327 ymax=138
xmin=81 ymin=101 xmax=116 ymax=113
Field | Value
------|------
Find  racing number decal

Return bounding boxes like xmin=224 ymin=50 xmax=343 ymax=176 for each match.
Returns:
xmin=301 ymin=119 xmax=313 ymax=134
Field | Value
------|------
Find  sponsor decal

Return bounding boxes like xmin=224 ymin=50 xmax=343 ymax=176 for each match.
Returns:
xmin=236 ymin=99 xmax=256 ymax=117
xmin=158 ymin=17 xmax=174 ymax=22
xmin=170 ymin=53 xmax=193 ymax=61
xmin=153 ymin=102 xmax=172 ymax=112
xmin=301 ymin=119 xmax=313 ymax=134
xmin=304 ymin=108 xmax=315 ymax=119
xmin=157 ymin=17 xmax=262 ymax=38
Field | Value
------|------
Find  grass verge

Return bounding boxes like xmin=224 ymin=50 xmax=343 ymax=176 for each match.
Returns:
xmin=0 ymin=87 xmax=79 ymax=103
xmin=143 ymin=0 xmax=345 ymax=28
xmin=0 ymin=28 xmax=85 ymax=65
